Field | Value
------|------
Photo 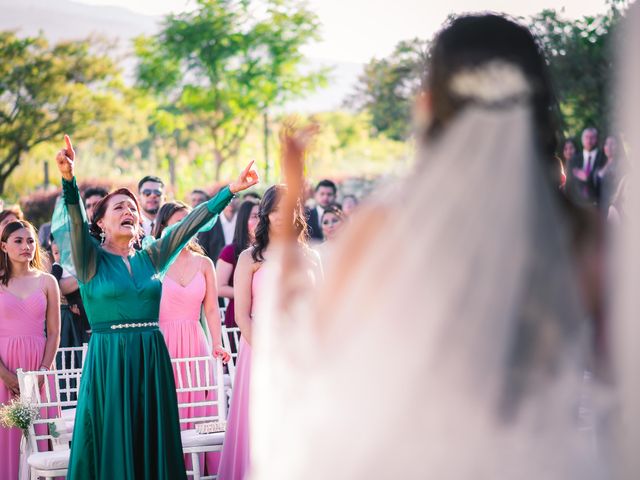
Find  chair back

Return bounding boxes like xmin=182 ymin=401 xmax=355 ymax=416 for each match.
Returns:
xmin=171 ymin=355 xmax=227 ymax=425
xmin=16 ymin=368 xmax=81 ymax=452
xmin=221 ymin=326 xmax=241 ymax=385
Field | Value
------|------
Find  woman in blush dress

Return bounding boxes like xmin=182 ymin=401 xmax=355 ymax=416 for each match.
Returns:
xmin=218 ymin=185 xmax=319 ymax=480
xmin=217 ymin=199 xmax=260 ymax=331
xmin=314 ymin=204 xmax=345 ymax=269
xmin=0 ymin=220 xmax=60 ymax=480
xmin=153 ymin=201 xmax=232 ymax=476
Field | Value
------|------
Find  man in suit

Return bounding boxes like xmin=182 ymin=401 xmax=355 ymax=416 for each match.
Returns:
xmin=565 ymin=127 xmax=606 ymax=206
xmin=198 ymin=189 xmax=240 ymax=263
xmin=306 ymin=179 xmax=337 ymax=241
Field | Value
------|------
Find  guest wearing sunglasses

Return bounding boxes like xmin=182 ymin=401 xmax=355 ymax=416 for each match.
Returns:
xmin=138 ymin=175 xmax=166 ymax=236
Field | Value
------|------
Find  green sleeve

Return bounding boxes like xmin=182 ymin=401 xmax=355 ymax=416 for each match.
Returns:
xmin=60 ymin=177 xmax=99 ymax=283
xmin=145 ymin=186 xmax=234 ymax=274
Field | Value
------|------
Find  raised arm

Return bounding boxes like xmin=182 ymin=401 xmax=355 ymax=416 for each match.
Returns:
xmin=145 ymin=187 xmax=234 ymax=273
xmin=145 ymin=161 xmax=259 ymax=273
xmin=55 ymin=135 xmax=99 ymax=283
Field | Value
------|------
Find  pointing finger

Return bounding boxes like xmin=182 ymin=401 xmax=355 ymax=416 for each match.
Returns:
xmin=64 ymin=134 xmax=74 ymax=157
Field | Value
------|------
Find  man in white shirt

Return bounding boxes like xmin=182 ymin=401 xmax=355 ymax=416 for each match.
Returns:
xmin=138 ymin=175 xmax=166 ymax=237
xmin=566 ymin=127 xmax=605 ymax=205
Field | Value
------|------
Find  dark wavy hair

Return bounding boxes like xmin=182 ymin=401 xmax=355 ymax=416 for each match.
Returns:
xmin=89 ymin=188 xmax=144 ymax=242
xmin=252 ymin=185 xmax=308 ymax=262
xmin=151 ymin=201 xmax=206 ymax=256
xmin=0 ymin=220 xmax=45 ymax=285
xmin=425 ymin=14 xmax=560 ymax=166
xmin=230 ymin=199 xmax=259 ymax=263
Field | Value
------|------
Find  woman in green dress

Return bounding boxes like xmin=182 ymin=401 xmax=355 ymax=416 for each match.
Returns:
xmin=53 ymin=135 xmax=258 ymax=479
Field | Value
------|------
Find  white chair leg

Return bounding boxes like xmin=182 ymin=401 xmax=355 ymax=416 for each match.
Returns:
xmin=191 ymin=452 xmax=202 ymax=480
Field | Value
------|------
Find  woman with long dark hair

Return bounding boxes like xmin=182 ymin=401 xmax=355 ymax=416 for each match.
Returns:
xmin=216 ymin=199 xmax=260 ymax=329
xmin=0 ymin=220 xmax=60 ymax=479
xmin=53 ymin=135 xmax=258 ymax=479
xmin=218 ymin=184 xmax=319 ymax=480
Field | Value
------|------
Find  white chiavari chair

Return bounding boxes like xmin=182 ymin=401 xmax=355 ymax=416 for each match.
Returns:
xmin=16 ymin=366 xmax=82 ymax=479
xmin=172 ymin=355 xmax=227 ymax=480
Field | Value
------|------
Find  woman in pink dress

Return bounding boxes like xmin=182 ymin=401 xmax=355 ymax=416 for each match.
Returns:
xmin=0 ymin=220 xmax=60 ymax=479
xmin=218 ymin=185 xmax=312 ymax=480
xmin=153 ymin=201 xmax=231 ymax=476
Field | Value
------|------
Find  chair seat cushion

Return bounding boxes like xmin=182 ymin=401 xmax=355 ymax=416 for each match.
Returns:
xmin=28 ymin=449 xmax=70 ymax=470
xmin=181 ymin=428 xmax=224 ymax=448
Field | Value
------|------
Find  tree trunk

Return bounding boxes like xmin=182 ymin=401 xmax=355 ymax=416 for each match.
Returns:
xmin=213 ymin=149 xmax=225 ymax=181
xmin=0 ymin=149 xmax=22 ymax=196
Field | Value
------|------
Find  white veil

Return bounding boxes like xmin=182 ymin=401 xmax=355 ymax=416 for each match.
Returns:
xmin=612 ymin=3 xmax=640 ymax=479
xmin=251 ymin=79 xmax=600 ymax=478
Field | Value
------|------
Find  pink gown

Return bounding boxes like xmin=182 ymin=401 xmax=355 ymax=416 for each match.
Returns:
xmin=0 ymin=279 xmax=50 ymax=480
xmin=218 ymin=266 xmax=264 ymax=480
xmin=158 ymin=270 xmax=220 ymax=475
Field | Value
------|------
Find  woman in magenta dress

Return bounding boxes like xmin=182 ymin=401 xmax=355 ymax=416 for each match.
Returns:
xmin=217 ymin=199 xmax=260 ymax=331
xmin=218 ymin=185 xmax=312 ymax=480
xmin=153 ymin=201 xmax=231 ymax=476
xmin=0 ymin=220 xmax=60 ymax=479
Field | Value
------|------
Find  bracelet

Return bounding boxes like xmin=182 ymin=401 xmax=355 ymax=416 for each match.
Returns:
xmin=38 ymin=365 xmax=50 ymax=372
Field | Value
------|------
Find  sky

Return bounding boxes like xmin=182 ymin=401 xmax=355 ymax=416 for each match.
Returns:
xmin=74 ymin=0 xmax=613 ymax=63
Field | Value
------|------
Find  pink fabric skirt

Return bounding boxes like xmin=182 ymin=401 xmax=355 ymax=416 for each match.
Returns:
xmin=218 ymin=337 xmax=252 ymax=480
xmin=0 ymin=335 xmax=51 ymax=480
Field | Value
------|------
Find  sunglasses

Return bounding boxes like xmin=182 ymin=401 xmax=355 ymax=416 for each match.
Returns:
xmin=141 ymin=189 xmax=163 ymax=197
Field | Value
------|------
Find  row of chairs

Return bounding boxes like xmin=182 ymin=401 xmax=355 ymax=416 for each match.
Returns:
xmin=18 ymin=323 xmax=243 ymax=480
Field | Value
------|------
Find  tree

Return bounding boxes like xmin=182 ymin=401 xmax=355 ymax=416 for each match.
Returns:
xmin=135 ymin=0 xmax=327 ymax=180
xmin=0 ymin=31 xmax=123 ymax=195
xmin=528 ymin=2 xmax=627 ymax=136
xmin=345 ymin=38 xmax=429 ymax=141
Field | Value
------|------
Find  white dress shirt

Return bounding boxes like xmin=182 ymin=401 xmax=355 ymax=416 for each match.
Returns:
xmin=220 ymin=213 xmax=237 ymax=245
xmin=141 ymin=215 xmax=154 ymax=237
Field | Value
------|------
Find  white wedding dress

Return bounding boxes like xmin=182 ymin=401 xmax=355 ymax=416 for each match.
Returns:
xmin=247 ymin=35 xmax=634 ymax=479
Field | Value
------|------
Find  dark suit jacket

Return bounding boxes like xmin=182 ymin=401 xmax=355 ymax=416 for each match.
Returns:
xmin=565 ymin=149 xmax=606 ymax=205
xmin=306 ymin=207 xmax=323 ymax=241
xmin=197 ymin=220 xmax=226 ymax=263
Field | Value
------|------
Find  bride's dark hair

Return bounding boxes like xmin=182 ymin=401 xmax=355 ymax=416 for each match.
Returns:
xmin=425 ymin=14 xmax=560 ymax=164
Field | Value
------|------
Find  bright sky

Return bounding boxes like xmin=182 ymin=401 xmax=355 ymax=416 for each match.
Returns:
xmin=75 ymin=0 xmax=612 ymax=63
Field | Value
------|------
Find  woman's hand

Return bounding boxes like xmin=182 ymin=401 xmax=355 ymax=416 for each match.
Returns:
xmin=213 ymin=345 xmax=231 ymax=364
xmin=229 ymin=160 xmax=259 ymax=194
xmin=572 ymin=168 xmax=588 ymax=182
xmin=0 ymin=370 xmax=20 ymax=396
xmin=56 ymin=134 xmax=75 ymax=181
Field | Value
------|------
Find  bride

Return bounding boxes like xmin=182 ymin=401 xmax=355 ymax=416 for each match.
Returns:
xmin=251 ymin=13 xmax=608 ymax=480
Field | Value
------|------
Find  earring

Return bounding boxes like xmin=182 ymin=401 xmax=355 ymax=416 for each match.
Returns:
xmin=100 ymin=231 xmax=106 ymax=245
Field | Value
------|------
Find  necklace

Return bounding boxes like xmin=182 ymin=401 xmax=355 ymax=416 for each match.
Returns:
xmin=173 ymin=257 xmax=193 ymax=285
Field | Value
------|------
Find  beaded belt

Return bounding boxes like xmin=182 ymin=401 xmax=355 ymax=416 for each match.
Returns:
xmin=92 ymin=321 xmax=160 ymax=334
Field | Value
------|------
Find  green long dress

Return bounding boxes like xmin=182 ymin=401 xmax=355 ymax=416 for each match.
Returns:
xmin=58 ymin=177 xmax=233 ymax=479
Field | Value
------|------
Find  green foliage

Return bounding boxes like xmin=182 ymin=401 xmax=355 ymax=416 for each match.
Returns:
xmin=135 ymin=0 xmax=327 ymax=179
xmin=345 ymin=38 xmax=429 ymax=141
xmin=528 ymin=3 xmax=627 ymax=137
xmin=0 ymin=31 xmax=125 ymax=195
